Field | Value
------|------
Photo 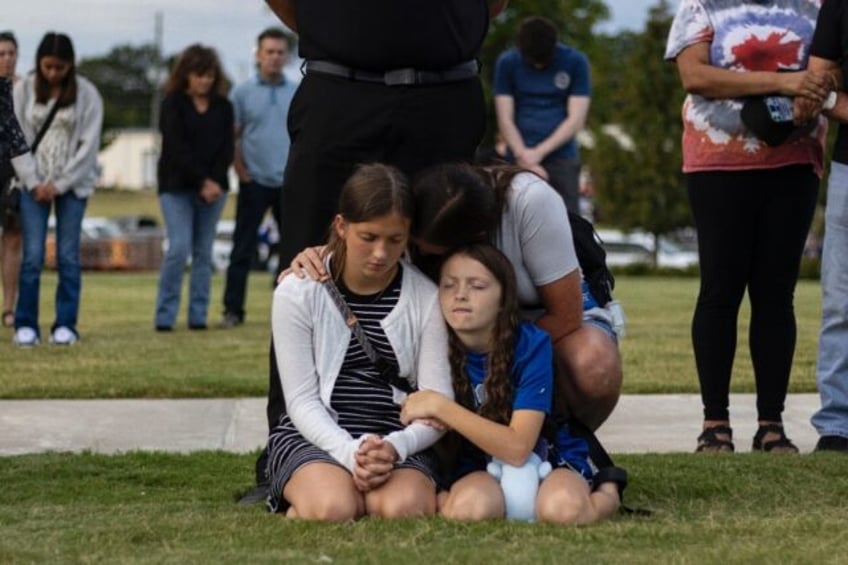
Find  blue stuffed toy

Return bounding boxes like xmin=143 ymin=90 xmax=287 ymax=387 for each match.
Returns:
xmin=487 ymin=452 xmax=553 ymax=521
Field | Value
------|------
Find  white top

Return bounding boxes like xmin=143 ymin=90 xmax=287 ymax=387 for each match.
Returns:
xmin=271 ymin=258 xmax=453 ymax=472
xmin=13 ymin=74 xmax=103 ymax=198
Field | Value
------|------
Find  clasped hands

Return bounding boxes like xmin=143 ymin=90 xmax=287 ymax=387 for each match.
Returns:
xmin=352 ymin=390 xmax=450 ymax=492
xmin=514 ymin=146 xmax=549 ymax=181
xmin=199 ymin=178 xmax=223 ymax=203
xmin=352 ymin=435 xmax=398 ymax=492
xmin=32 ymin=182 xmax=57 ymax=204
xmin=790 ymin=69 xmax=840 ymax=125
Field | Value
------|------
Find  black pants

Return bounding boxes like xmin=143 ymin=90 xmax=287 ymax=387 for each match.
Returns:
xmin=222 ymin=181 xmax=281 ymax=321
xmin=543 ymin=157 xmax=581 ymax=214
xmin=687 ymin=165 xmax=818 ymax=422
xmin=254 ymin=73 xmax=486 ymax=485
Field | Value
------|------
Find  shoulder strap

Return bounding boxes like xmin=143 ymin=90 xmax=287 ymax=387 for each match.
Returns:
xmin=322 ymin=278 xmax=414 ymax=394
xmin=565 ymin=417 xmax=653 ymax=517
xmin=30 ymin=83 xmax=67 ymax=154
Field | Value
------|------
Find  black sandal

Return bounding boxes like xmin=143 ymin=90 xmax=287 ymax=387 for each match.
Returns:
xmin=2 ymin=310 xmax=13 ymax=328
xmin=696 ymin=425 xmax=734 ymax=453
xmin=752 ymin=424 xmax=799 ymax=453
xmin=594 ymin=465 xmax=628 ymax=499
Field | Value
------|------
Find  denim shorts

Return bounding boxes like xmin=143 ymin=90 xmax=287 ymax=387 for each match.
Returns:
xmin=583 ymin=307 xmax=618 ymax=343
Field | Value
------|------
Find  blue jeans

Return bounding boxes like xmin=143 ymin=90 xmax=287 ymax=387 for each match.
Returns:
xmin=813 ymin=162 xmax=848 ymax=439
xmin=222 ymin=181 xmax=281 ymax=320
xmin=155 ymin=191 xmax=227 ymax=328
xmin=15 ymin=189 xmax=87 ymax=336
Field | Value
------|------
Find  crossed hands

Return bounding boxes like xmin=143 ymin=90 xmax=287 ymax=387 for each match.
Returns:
xmin=199 ymin=178 xmax=224 ymax=204
xmin=790 ymin=69 xmax=840 ymax=125
xmin=32 ymin=182 xmax=57 ymax=204
xmin=514 ymin=147 xmax=548 ymax=181
xmin=352 ymin=391 xmax=451 ymax=492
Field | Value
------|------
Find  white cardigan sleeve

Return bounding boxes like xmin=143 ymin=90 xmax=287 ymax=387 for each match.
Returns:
xmin=272 ymin=282 xmax=363 ymax=471
xmin=53 ymin=78 xmax=103 ymax=195
xmin=383 ymin=292 xmax=454 ymax=461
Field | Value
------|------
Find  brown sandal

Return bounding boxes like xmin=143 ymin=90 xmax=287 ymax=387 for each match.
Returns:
xmin=696 ymin=425 xmax=734 ymax=453
xmin=2 ymin=311 xmax=13 ymax=328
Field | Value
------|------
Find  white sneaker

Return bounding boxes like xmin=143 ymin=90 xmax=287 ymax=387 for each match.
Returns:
xmin=50 ymin=326 xmax=78 ymax=345
xmin=13 ymin=327 xmax=40 ymax=347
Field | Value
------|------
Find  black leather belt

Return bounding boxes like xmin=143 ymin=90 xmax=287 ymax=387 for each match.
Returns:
xmin=303 ymin=59 xmax=480 ymax=86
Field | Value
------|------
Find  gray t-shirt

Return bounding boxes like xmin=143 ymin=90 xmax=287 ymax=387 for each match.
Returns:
xmin=493 ymin=172 xmax=579 ymax=308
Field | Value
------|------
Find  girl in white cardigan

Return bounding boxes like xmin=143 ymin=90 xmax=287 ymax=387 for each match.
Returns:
xmin=267 ymin=163 xmax=453 ymax=520
xmin=12 ymin=32 xmax=103 ymax=346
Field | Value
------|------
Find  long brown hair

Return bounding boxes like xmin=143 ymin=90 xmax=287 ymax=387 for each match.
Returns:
xmin=444 ymin=244 xmax=521 ymax=425
xmin=163 ymin=44 xmax=228 ymax=96
xmin=34 ymin=32 xmax=76 ymax=107
xmin=325 ymin=163 xmax=414 ymax=279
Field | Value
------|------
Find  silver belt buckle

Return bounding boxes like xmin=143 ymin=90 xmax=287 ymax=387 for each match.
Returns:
xmin=384 ymin=68 xmax=417 ymax=86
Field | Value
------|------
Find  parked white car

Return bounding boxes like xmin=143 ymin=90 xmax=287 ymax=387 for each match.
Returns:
xmin=595 ymin=228 xmax=699 ymax=269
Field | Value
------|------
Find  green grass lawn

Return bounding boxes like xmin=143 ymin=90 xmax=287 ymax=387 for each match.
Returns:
xmin=1 ymin=451 xmax=846 ymax=563
xmin=87 ymin=188 xmax=237 ymax=223
xmin=0 ymin=272 xmax=822 ymax=398
xmin=0 ymin=253 xmax=836 ymax=562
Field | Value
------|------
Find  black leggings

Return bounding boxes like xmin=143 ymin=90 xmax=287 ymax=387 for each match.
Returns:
xmin=687 ymin=165 xmax=818 ymax=422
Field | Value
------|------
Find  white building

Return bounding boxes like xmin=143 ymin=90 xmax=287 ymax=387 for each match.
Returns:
xmin=97 ymin=128 xmax=160 ymax=191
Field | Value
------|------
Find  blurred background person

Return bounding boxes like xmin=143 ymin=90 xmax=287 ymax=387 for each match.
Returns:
xmin=494 ymin=16 xmax=591 ymax=213
xmin=12 ymin=31 xmax=103 ymax=346
xmin=0 ymin=31 xmax=22 ymax=329
xmin=220 ymin=28 xmax=294 ymax=329
xmin=154 ymin=44 xmax=233 ymax=332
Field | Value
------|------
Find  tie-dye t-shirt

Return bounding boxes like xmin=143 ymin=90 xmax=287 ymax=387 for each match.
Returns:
xmin=665 ymin=0 xmax=826 ymax=176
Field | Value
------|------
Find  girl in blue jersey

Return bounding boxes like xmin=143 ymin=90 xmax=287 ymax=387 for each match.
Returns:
xmin=401 ymin=243 xmax=620 ymax=524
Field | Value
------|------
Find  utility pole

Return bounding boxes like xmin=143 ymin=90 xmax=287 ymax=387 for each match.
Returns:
xmin=146 ymin=11 xmax=164 ymax=189
xmin=150 ymin=11 xmax=164 ymax=132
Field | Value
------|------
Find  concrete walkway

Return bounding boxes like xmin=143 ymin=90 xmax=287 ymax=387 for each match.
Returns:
xmin=0 ymin=394 xmax=823 ymax=456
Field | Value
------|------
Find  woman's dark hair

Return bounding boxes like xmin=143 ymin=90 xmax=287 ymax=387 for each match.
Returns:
xmin=34 ymin=32 xmax=76 ymax=107
xmin=444 ymin=244 xmax=521 ymax=425
xmin=411 ymin=163 xmax=500 ymax=248
xmin=0 ymin=31 xmax=18 ymax=49
xmin=163 ymin=44 xmax=227 ymax=96
xmin=325 ymin=163 xmax=414 ymax=279
xmin=411 ymin=162 xmax=530 ymax=248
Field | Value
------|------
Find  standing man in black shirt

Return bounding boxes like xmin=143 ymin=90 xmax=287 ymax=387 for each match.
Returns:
xmin=237 ymin=0 xmax=508 ymax=503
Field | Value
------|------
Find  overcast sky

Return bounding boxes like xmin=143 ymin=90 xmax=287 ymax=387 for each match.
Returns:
xmin=4 ymin=1 xmax=677 ymax=84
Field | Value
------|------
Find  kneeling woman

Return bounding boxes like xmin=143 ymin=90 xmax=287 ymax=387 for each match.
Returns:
xmin=267 ymin=164 xmax=453 ymax=520
xmin=401 ymin=244 xmax=620 ymax=524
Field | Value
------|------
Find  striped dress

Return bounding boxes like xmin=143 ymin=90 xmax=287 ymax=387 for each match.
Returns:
xmin=267 ymin=267 xmax=439 ymax=512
